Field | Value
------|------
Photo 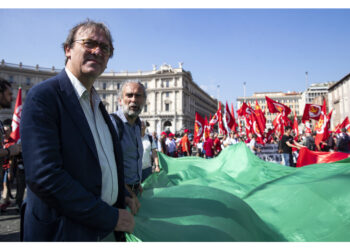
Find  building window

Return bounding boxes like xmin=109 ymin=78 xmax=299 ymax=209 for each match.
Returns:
xmin=9 ymin=75 xmax=14 ymax=83
xmin=165 ymin=92 xmax=169 ymax=97
xmin=166 ymin=81 xmax=169 ymax=88
xmin=144 ymin=104 xmax=147 ymax=112
xmin=165 ymin=103 xmax=169 ymax=111
xmin=144 ymin=82 xmax=148 ymax=89
xmin=26 ymin=77 xmax=31 ymax=85
xmin=117 ymin=83 xmax=121 ymax=90
xmin=103 ymin=94 xmax=106 ymax=99
xmin=103 ymin=82 xmax=107 ymax=90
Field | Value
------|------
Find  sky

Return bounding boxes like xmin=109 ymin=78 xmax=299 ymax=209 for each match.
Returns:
xmin=1 ymin=7 xmax=350 ymax=108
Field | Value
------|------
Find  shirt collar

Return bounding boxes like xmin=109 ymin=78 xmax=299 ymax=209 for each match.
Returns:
xmin=65 ymin=67 xmax=101 ymax=105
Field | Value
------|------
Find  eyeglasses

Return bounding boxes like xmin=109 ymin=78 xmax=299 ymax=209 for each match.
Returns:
xmin=73 ymin=38 xmax=111 ymax=56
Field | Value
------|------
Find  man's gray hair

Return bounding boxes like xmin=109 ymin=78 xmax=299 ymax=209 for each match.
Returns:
xmin=118 ymin=79 xmax=147 ymax=101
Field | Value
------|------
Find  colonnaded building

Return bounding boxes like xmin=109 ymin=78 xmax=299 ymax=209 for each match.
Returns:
xmin=0 ymin=60 xmax=218 ymax=134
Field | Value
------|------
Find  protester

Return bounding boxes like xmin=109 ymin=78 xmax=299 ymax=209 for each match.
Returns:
xmin=0 ymin=120 xmax=16 ymax=212
xmin=110 ymin=80 xmax=146 ymax=216
xmin=20 ymin=20 xmax=134 ymax=241
xmin=160 ymin=132 xmax=167 ymax=154
xmin=320 ymin=131 xmax=335 ymax=152
xmin=203 ymin=133 xmax=215 ymax=159
xmin=305 ymin=132 xmax=316 ymax=151
xmin=141 ymin=120 xmax=159 ymax=182
xmin=181 ymin=129 xmax=191 ymax=156
xmin=213 ymin=132 xmax=222 ymax=156
xmin=195 ymin=138 xmax=204 ymax=157
xmin=335 ymin=128 xmax=350 ymax=153
xmin=247 ymin=133 xmax=260 ymax=154
xmin=166 ymin=133 xmax=177 ymax=157
xmin=280 ymin=126 xmax=304 ymax=167
xmin=0 ymin=79 xmax=22 ymax=212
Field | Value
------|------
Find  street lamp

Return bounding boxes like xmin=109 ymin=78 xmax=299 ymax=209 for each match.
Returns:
xmin=243 ymin=82 xmax=246 ymax=102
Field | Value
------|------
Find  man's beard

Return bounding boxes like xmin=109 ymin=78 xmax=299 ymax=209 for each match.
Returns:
xmin=121 ymin=103 xmax=143 ymax=118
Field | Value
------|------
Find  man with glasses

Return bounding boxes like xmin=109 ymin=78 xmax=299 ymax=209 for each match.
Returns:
xmin=20 ymin=20 xmax=134 ymax=241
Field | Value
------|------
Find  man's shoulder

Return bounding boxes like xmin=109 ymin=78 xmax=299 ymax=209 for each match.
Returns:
xmin=27 ymin=71 xmax=65 ymax=99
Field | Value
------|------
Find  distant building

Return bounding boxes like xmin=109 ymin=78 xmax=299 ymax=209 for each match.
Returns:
xmin=236 ymin=91 xmax=302 ymax=129
xmin=328 ymin=73 xmax=350 ymax=128
xmin=0 ymin=60 xmax=217 ymax=133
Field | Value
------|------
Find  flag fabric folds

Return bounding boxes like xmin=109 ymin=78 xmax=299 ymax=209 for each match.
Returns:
xmin=126 ymin=143 xmax=350 ymax=242
xmin=10 ymin=87 xmax=22 ymax=142
xmin=193 ymin=112 xmax=205 ymax=143
xmin=315 ymin=100 xmax=331 ymax=147
xmin=297 ymin=147 xmax=350 ymax=167
xmin=265 ymin=96 xmax=291 ymax=116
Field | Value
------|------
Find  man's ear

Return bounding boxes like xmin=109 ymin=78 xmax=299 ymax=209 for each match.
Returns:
xmin=65 ymin=45 xmax=71 ymax=61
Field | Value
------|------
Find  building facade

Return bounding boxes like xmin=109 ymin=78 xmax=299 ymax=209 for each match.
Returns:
xmin=236 ymin=91 xmax=302 ymax=129
xmin=0 ymin=60 xmax=218 ymax=134
xmin=328 ymin=73 xmax=350 ymax=128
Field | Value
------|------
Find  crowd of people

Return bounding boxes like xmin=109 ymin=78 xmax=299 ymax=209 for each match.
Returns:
xmin=148 ymin=125 xmax=350 ymax=168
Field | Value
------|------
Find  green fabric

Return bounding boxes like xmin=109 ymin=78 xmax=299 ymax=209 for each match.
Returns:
xmin=127 ymin=142 xmax=350 ymax=242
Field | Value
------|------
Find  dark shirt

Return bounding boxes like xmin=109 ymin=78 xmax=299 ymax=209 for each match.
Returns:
xmin=305 ymin=136 xmax=316 ymax=151
xmin=336 ymin=133 xmax=350 ymax=153
xmin=281 ymin=134 xmax=293 ymax=154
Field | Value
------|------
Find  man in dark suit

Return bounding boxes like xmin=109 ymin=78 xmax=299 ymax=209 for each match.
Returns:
xmin=20 ymin=20 xmax=134 ymax=241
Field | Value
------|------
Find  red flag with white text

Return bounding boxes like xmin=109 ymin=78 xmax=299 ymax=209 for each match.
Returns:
xmin=10 ymin=88 xmax=22 ymax=142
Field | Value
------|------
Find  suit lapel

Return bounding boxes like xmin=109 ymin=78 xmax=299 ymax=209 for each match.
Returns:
xmin=57 ymin=70 xmax=99 ymax=161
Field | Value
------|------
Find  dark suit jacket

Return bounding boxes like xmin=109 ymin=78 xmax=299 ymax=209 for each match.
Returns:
xmin=20 ymin=70 xmax=126 ymax=241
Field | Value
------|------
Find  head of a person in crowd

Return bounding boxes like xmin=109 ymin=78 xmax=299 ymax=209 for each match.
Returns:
xmin=341 ymin=128 xmax=347 ymax=133
xmin=222 ymin=134 xmax=227 ymax=140
xmin=284 ymin=126 xmax=292 ymax=135
xmin=3 ymin=119 xmax=12 ymax=139
xmin=248 ymin=133 xmax=253 ymax=139
xmin=118 ymin=80 xmax=146 ymax=121
xmin=209 ymin=133 xmax=214 ymax=140
xmin=184 ymin=129 xmax=189 ymax=135
xmin=312 ymin=131 xmax=316 ymax=137
xmin=0 ymin=78 xmax=12 ymax=109
xmin=214 ymin=132 xmax=218 ymax=138
xmin=63 ymin=19 xmax=114 ymax=84
xmin=161 ymin=131 xmax=167 ymax=139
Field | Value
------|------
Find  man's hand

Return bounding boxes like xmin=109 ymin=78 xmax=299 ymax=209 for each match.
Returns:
xmin=9 ymin=144 xmax=21 ymax=156
xmin=125 ymin=196 xmax=140 ymax=215
xmin=114 ymin=209 xmax=135 ymax=234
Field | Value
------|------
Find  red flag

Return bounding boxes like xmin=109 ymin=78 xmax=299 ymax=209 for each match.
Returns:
xmin=230 ymin=103 xmax=237 ymax=132
xmin=10 ymin=88 xmax=22 ymax=142
xmin=301 ymin=104 xmax=322 ymax=123
xmin=254 ymin=100 xmax=266 ymax=134
xmin=315 ymin=99 xmax=330 ymax=147
xmin=293 ymin=109 xmax=299 ymax=141
xmin=297 ymin=147 xmax=350 ymax=167
xmin=340 ymin=117 xmax=350 ymax=133
xmin=209 ymin=112 xmax=218 ymax=129
xmin=194 ymin=112 xmax=205 ymax=143
xmin=203 ymin=116 xmax=210 ymax=140
xmin=224 ymin=102 xmax=235 ymax=133
xmin=217 ymin=102 xmax=227 ymax=135
xmin=251 ymin=113 xmax=264 ymax=144
xmin=265 ymin=96 xmax=291 ymax=115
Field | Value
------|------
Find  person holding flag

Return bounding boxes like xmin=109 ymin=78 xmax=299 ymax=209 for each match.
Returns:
xmin=0 ymin=79 xmax=22 ymax=212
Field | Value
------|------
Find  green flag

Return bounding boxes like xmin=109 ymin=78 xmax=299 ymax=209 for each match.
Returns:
xmin=127 ymin=142 xmax=350 ymax=242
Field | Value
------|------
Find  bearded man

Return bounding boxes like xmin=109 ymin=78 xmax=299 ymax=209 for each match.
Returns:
xmin=110 ymin=80 xmax=146 ymax=214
